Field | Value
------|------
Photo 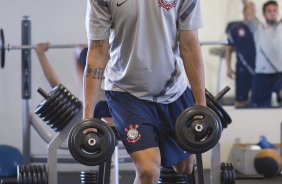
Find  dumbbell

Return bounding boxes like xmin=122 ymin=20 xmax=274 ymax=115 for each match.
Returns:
xmin=68 ymin=119 xmax=116 ymax=166
xmin=175 ymin=86 xmax=232 ymax=154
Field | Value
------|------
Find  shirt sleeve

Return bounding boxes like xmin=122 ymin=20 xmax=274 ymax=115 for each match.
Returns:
xmin=227 ymin=28 xmax=235 ymax=47
xmin=86 ymin=0 xmax=112 ymax=40
xmin=246 ymin=18 xmax=260 ymax=34
xmin=178 ymin=0 xmax=203 ymax=30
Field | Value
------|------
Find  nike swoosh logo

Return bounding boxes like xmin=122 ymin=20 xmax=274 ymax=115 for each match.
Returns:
xmin=117 ymin=0 xmax=128 ymax=7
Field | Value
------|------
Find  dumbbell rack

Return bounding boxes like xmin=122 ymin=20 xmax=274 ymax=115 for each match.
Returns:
xmin=41 ymin=106 xmax=83 ymax=184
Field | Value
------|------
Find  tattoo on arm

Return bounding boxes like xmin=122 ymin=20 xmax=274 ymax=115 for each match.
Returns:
xmin=93 ymin=68 xmax=104 ymax=79
xmin=86 ymin=65 xmax=92 ymax=77
xmin=85 ymin=65 xmax=104 ymax=80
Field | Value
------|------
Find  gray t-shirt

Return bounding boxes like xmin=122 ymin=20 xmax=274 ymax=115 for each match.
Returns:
xmin=248 ymin=19 xmax=282 ymax=74
xmin=86 ymin=0 xmax=203 ymax=103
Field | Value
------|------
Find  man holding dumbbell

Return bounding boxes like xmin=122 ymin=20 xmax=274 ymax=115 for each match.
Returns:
xmin=84 ymin=0 xmax=206 ymax=183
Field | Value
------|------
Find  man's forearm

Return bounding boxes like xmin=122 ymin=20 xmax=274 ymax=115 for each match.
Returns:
xmin=184 ymin=48 xmax=206 ymax=106
xmin=36 ymin=53 xmax=60 ymax=87
xmin=179 ymin=31 xmax=206 ymax=106
xmin=225 ymin=46 xmax=233 ymax=69
xmin=83 ymin=65 xmax=105 ymax=118
xmin=243 ymin=0 xmax=256 ymax=21
xmin=83 ymin=39 xmax=109 ymax=119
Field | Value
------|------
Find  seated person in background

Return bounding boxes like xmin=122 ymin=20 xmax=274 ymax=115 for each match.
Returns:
xmin=35 ymin=43 xmax=111 ymax=119
xmin=243 ymin=0 xmax=282 ymax=107
xmin=225 ymin=4 xmax=256 ymax=108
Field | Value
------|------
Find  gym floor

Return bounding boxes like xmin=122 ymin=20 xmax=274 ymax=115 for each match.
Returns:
xmin=58 ymin=170 xmax=282 ymax=184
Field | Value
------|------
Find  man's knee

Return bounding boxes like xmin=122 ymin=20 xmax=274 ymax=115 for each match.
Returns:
xmin=138 ymin=164 xmax=161 ymax=179
xmin=131 ymin=148 xmax=161 ymax=182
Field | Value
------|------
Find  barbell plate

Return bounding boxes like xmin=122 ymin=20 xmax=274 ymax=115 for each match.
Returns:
xmin=206 ymin=93 xmax=232 ymax=128
xmin=34 ymin=84 xmax=65 ymax=115
xmin=47 ymin=96 xmax=74 ymax=125
xmin=41 ymin=93 xmax=66 ymax=121
xmin=37 ymin=165 xmax=43 ymax=184
xmin=175 ymin=106 xmax=222 ymax=154
xmin=205 ymin=89 xmax=232 ymax=128
xmin=0 ymin=29 xmax=5 ymax=68
xmin=68 ymin=119 xmax=116 ymax=166
xmin=32 ymin=165 xmax=38 ymax=184
xmin=42 ymin=165 xmax=48 ymax=184
xmin=54 ymin=102 xmax=81 ymax=132
xmin=49 ymin=98 xmax=77 ymax=129
xmin=27 ymin=165 xmax=33 ymax=184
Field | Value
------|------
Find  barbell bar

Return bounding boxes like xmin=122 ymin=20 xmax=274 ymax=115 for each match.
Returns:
xmin=6 ymin=44 xmax=83 ymax=50
xmin=0 ymin=28 xmax=229 ymax=69
xmin=200 ymin=41 xmax=228 ymax=46
xmin=0 ymin=28 xmax=85 ymax=68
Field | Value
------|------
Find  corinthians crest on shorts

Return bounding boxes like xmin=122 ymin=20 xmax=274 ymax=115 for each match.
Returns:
xmin=158 ymin=0 xmax=177 ymax=11
xmin=125 ymin=124 xmax=141 ymax=143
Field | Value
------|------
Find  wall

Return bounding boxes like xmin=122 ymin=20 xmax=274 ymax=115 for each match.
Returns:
xmin=0 ymin=0 xmax=281 ymax=169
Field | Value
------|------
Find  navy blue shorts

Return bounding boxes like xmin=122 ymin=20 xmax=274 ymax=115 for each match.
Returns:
xmin=250 ymin=73 xmax=282 ymax=107
xmin=235 ymin=66 xmax=253 ymax=101
xmin=93 ymin=101 xmax=111 ymax=119
xmin=78 ymin=47 xmax=88 ymax=68
xmin=105 ymin=88 xmax=195 ymax=167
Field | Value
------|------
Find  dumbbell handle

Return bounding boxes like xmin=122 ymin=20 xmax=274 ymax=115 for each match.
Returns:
xmin=37 ymin=87 xmax=49 ymax=99
xmin=214 ymin=86 xmax=230 ymax=101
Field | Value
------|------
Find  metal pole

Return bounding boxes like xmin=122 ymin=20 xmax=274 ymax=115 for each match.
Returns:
xmin=6 ymin=43 xmax=84 ymax=50
xmin=4 ymin=40 xmax=228 ymax=51
xmin=196 ymin=154 xmax=205 ymax=184
xmin=21 ymin=15 xmax=31 ymax=164
xmin=280 ymin=122 xmax=282 ymax=159
xmin=200 ymin=41 xmax=228 ymax=46
xmin=215 ymin=86 xmax=231 ymax=101
xmin=210 ymin=143 xmax=221 ymax=184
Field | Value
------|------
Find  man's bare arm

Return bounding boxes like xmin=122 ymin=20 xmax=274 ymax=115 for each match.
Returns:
xmin=35 ymin=43 xmax=61 ymax=88
xmin=179 ymin=30 xmax=206 ymax=106
xmin=83 ymin=39 xmax=109 ymax=119
xmin=242 ymin=0 xmax=256 ymax=21
xmin=225 ymin=46 xmax=235 ymax=79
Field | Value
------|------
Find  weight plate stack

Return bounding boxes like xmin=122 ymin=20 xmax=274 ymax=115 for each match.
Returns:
xmin=80 ymin=170 xmax=99 ymax=184
xmin=35 ymin=84 xmax=82 ymax=132
xmin=17 ymin=164 xmax=48 ymax=184
xmin=220 ymin=162 xmax=236 ymax=184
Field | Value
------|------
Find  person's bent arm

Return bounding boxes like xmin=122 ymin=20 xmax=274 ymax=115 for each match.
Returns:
xmin=225 ymin=46 xmax=235 ymax=79
xmin=242 ymin=0 xmax=256 ymax=21
xmin=83 ymin=39 xmax=109 ymax=119
xmin=35 ymin=43 xmax=60 ymax=88
xmin=242 ymin=1 xmax=259 ymax=34
xmin=179 ymin=30 xmax=206 ymax=106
